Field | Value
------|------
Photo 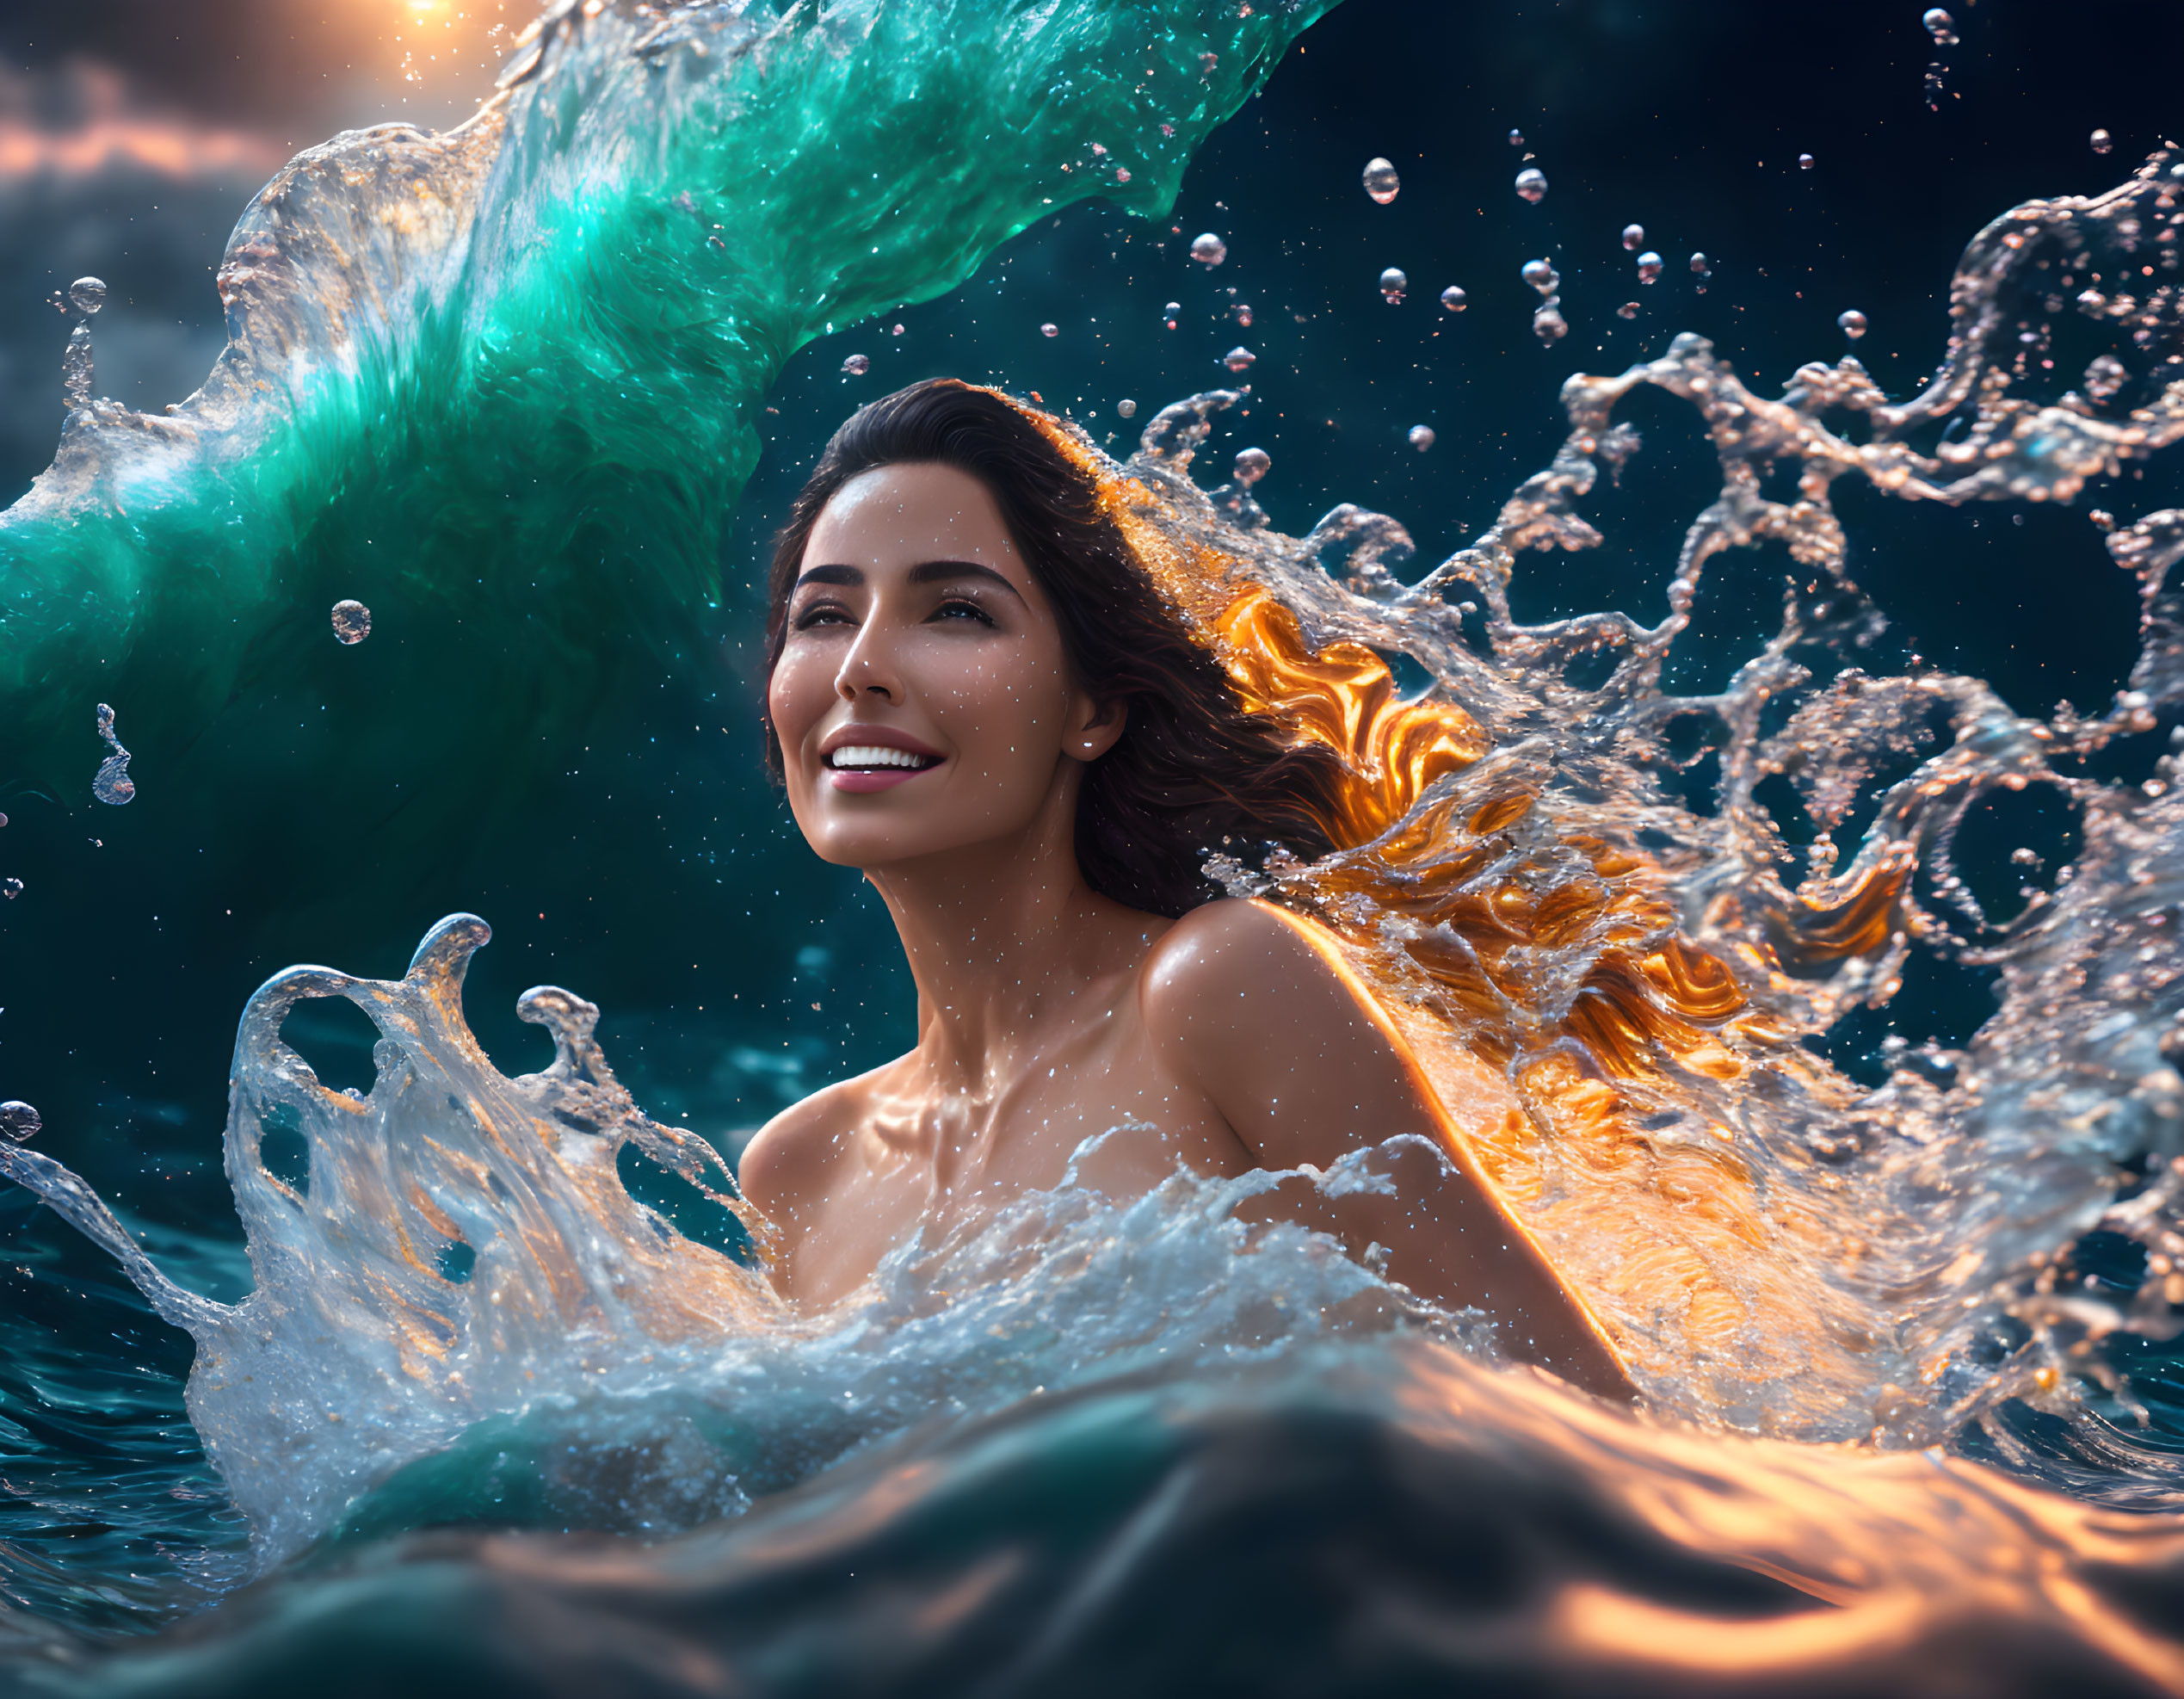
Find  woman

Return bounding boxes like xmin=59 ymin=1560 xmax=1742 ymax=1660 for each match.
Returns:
xmin=738 ymin=379 xmax=1633 ymax=1400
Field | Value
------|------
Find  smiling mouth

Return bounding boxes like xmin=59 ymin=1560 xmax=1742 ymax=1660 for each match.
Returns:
xmin=825 ymin=744 xmax=941 ymax=773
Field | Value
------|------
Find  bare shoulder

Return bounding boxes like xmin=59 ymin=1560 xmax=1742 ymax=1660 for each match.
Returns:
xmin=1138 ymin=898 xmax=1375 ymax=1060
xmin=736 ymin=1066 xmax=886 ymax=1216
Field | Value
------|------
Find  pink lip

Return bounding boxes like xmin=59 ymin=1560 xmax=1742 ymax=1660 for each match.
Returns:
xmin=828 ymin=766 xmax=936 ymax=794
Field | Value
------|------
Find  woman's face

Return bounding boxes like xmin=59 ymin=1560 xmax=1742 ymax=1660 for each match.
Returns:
xmin=769 ymin=461 xmax=1122 ymax=874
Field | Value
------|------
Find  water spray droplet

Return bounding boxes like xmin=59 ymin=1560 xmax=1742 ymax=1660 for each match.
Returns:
xmin=1233 ymin=447 xmax=1271 ymax=485
xmin=1407 ymin=424 xmax=1435 ymax=452
xmin=1361 ymin=158 xmax=1400 ymax=204
xmin=1163 ymin=301 xmax=1181 ymax=328
xmin=2084 ymin=353 xmax=2128 ymax=402
xmin=1441 ymin=285 xmax=1468 ymax=312
xmin=92 ymin=703 xmax=133 ymax=806
xmin=1837 ymin=308 xmax=1868 ymax=339
xmin=0 ymin=1102 xmax=39 ymax=1143
xmin=1521 ymin=258 xmax=1560 ymax=296
xmin=1507 ymin=129 xmax=1524 ymax=147
xmin=2 ymin=878 xmax=19 ymax=900
xmin=62 ymin=324 xmax=93 ymax=410
xmin=841 ymin=353 xmax=870 ymax=375
xmin=1231 ymin=302 xmax=1254 ymax=327
xmin=1617 ymin=301 xmax=1640 ymax=320
xmin=1222 ymin=346 xmax=1255 ymax=373
xmin=1637 ymin=250 xmax=1664 ymax=284
xmin=1621 ymin=223 xmax=1645 ymax=251
xmin=1533 ymin=304 xmax=1568 ymax=343
xmin=1799 ymin=153 xmax=1816 ymax=170
xmin=1379 ymin=267 xmax=1408 ymax=304
xmin=1189 ymin=232 xmax=1228 ymax=266
xmin=1515 ymin=167 xmax=1548 ymax=204
xmin=331 ymin=600 xmax=373 ymax=645
xmin=2091 ymin=128 xmax=2113 ymax=155
xmin=1922 ymin=8 xmax=1957 ymax=44
xmin=1040 ymin=322 xmax=1059 ymax=338
xmin=1689 ymin=251 xmax=1712 ymax=277
xmin=68 ymin=276 xmax=106 ymax=315
xmin=1116 ymin=398 xmax=1138 ymax=419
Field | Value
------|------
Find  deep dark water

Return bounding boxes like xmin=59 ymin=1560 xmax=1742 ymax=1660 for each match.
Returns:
xmin=4 ymin=0 xmax=2184 ymax=1691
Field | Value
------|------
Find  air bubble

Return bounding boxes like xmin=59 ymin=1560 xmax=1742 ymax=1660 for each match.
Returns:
xmin=1515 ymin=167 xmax=1547 ymax=204
xmin=1521 ymin=258 xmax=1559 ymax=296
xmin=1362 ymin=158 xmax=1400 ymax=204
xmin=1222 ymin=346 xmax=1255 ymax=373
xmin=841 ymin=353 xmax=870 ymax=374
xmin=1379 ymin=267 xmax=1408 ymax=304
xmin=2091 ymin=129 xmax=2113 ymax=155
xmin=68 ymin=276 xmax=107 ymax=315
xmin=0 ymin=1102 xmax=39 ymax=1143
xmin=331 ymin=600 xmax=373 ymax=645
xmin=1441 ymin=286 xmax=1468 ymax=312
xmin=1637 ymin=250 xmax=1663 ymax=284
xmin=1189 ymin=232 xmax=1227 ymax=267
xmin=1233 ymin=447 xmax=1271 ymax=485
xmin=1116 ymin=398 xmax=1138 ymax=419
xmin=1837 ymin=309 xmax=1868 ymax=339
xmin=1621 ymin=223 xmax=1645 ymax=251
xmin=1407 ymin=424 xmax=1435 ymax=451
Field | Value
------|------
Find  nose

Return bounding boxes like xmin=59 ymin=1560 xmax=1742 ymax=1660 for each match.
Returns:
xmin=833 ymin=620 xmax=904 ymax=704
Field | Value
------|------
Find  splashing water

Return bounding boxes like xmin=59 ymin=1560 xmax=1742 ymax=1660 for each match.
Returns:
xmin=90 ymin=704 xmax=133 ymax=806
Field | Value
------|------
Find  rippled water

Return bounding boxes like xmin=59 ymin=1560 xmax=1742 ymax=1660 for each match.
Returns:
xmin=4 ymin=1 xmax=2184 ymax=1692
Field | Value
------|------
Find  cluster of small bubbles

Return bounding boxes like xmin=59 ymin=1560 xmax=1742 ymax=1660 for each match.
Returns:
xmin=1361 ymin=157 xmax=1400 ymax=204
xmin=330 ymin=600 xmax=373 ymax=645
xmin=1799 ymin=152 xmax=1816 ymax=170
xmin=1617 ymin=301 xmax=1640 ymax=320
xmin=1922 ymin=7 xmax=1957 ymax=43
xmin=1222 ymin=346 xmax=1255 ymax=373
xmin=1621 ymin=223 xmax=1645 ymax=250
xmin=1407 ymin=423 xmax=1435 ymax=452
xmin=1232 ymin=447 xmax=1271 ymax=485
xmin=1521 ymin=257 xmax=1559 ymax=296
xmin=69 ymin=276 xmax=107 ymax=315
xmin=1116 ymin=398 xmax=1138 ymax=419
xmin=1837 ymin=308 xmax=1868 ymax=339
xmin=1163 ymin=300 xmax=1181 ymax=329
xmin=1231 ymin=301 xmax=1253 ymax=327
xmin=2091 ymin=128 xmax=2113 ymax=155
xmin=841 ymin=353 xmax=870 ymax=375
xmin=1040 ymin=322 xmax=1059 ymax=338
xmin=1515 ymin=167 xmax=1548 ymax=204
xmin=1379 ymin=267 xmax=1408 ymax=304
xmin=1441 ymin=285 xmax=1467 ymax=312
xmin=92 ymin=703 xmax=134 ymax=806
xmin=2084 ymin=353 xmax=2129 ymax=402
xmin=1689 ymin=251 xmax=1711 ymax=277
xmin=1533 ymin=303 xmax=1568 ymax=343
xmin=1637 ymin=250 xmax=1664 ymax=284
xmin=1189 ymin=232 xmax=1227 ymax=266
xmin=3 ymin=879 xmax=21 ymax=900
xmin=0 ymin=1102 xmax=40 ymax=1144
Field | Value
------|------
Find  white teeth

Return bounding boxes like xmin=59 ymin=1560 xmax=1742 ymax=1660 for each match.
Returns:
xmin=828 ymin=744 xmax=933 ymax=769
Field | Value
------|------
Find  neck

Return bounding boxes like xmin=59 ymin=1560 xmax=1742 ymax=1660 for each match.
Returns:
xmin=862 ymin=775 xmax=1161 ymax=1092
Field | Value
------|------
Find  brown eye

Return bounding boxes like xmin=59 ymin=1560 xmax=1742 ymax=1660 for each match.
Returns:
xmin=793 ymin=603 xmax=854 ymax=631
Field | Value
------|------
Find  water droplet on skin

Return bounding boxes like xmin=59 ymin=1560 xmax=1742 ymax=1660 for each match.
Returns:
xmin=92 ymin=703 xmax=134 ymax=806
xmin=0 ymin=1102 xmax=40 ymax=1143
xmin=1362 ymin=158 xmax=1400 ymax=205
xmin=1040 ymin=322 xmax=1059 ymax=338
xmin=1233 ymin=447 xmax=1271 ymax=485
xmin=1407 ymin=424 xmax=1435 ymax=451
xmin=1621 ymin=223 xmax=1645 ymax=251
xmin=1837 ymin=308 xmax=1868 ymax=339
xmin=331 ymin=600 xmax=373 ymax=645
xmin=1515 ymin=167 xmax=1548 ymax=204
xmin=1533 ymin=304 xmax=1568 ymax=343
xmin=1507 ymin=129 xmax=1525 ymax=147
xmin=1689 ymin=251 xmax=1712 ymax=276
xmin=1189 ymin=232 xmax=1227 ymax=266
xmin=841 ymin=353 xmax=870 ymax=375
xmin=1379 ymin=267 xmax=1408 ymax=304
xmin=1799 ymin=153 xmax=1816 ymax=170
xmin=1222 ymin=346 xmax=1255 ymax=373
xmin=1116 ymin=398 xmax=1138 ymax=419
xmin=2091 ymin=128 xmax=2114 ymax=155
xmin=1521 ymin=258 xmax=1559 ymax=296
xmin=2 ymin=878 xmax=19 ymax=899
xmin=1637 ymin=250 xmax=1664 ymax=284
xmin=1922 ymin=7 xmax=1957 ymax=44
xmin=68 ymin=276 xmax=106 ymax=315
xmin=1441 ymin=286 xmax=1467 ymax=312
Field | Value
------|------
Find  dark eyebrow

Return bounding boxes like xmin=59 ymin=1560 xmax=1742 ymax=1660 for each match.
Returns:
xmin=792 ymin=564 xmax=864 ymax=592
xmin=906 ymin=559 xmax=1026 ymax=602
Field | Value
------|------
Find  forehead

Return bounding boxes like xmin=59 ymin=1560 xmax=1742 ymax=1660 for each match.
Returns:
xmin=804 ymin=462 xmax=1019 ymax=570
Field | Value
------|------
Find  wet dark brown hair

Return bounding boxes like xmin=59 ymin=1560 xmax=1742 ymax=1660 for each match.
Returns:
xmin=762 ymin=379 xmax=1348 ymax=917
